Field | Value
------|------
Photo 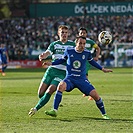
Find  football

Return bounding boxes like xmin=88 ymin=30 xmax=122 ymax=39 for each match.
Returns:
xmin=98 ymin=31 xmax=112 ymax=45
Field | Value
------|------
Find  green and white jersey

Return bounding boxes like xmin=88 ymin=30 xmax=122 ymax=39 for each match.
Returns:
xmin=46 ymin=40 xmax=75 ymax=70
xmin=85 ymin=38 xmax=98 ymax=73
xmin=85 ymin=38 xmax=97 ymax=53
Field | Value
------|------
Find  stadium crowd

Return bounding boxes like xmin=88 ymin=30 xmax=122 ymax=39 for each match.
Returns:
xmin=0 ymin=15 xmax=133 ymax=61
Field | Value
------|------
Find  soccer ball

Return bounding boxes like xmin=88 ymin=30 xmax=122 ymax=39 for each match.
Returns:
xmin=98 ymin=31 xmax=112 ymax=45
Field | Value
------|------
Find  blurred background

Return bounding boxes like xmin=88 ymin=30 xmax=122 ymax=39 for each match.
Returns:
xmin=0 ymin=0 xmax=133 ymax=68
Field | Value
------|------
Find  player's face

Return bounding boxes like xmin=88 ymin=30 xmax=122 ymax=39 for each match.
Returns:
xmin=76 ymin=38 xmax=86 ymax=52
xmin=58 ymin=28 xmax=68 ymax=42
xmin=0 ymin=44 xmax=5 ymax=48
xmin=79 ymin=30 xmax=87 ymax=37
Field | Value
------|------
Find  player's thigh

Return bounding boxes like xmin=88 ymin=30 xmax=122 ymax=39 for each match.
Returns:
xmin=78 ymin=80 xmax=95 ymax=96
xmin=38 ymin=67 xmax=53 ymax=94
xmin=41 ymin=67 xmax=55 ymax=85
xmin=50 ymin=68 xmax=66 ymax=87
xmin=64 ymin=78 xmax=75 ymax=92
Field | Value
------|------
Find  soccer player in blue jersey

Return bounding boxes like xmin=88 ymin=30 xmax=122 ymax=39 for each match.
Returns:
xmin=0 ymin=43 xmax=9 ymax=76
xmin=78 ymin=27 xmax=101 ymax=100
xmin=44 ymin=36 xmax=113 ymax=120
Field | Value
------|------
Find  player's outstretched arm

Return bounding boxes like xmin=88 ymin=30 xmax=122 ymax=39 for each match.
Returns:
xmin=42 ymin=58 xmax=66 ymax=67
xmin=102 ymin=68 xmax=113 ymax=73
xmin=42 ymin=62 xmax=52 ymax=67
xmin=39 ymin=51 xmax=51 ymax=61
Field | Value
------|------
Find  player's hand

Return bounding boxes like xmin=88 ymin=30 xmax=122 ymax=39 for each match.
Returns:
xmin=39 ymin=53 xmax=46 ymax=61
xmin=102 ymin=68 xmax=113 ymax=73
xmin=42 ymin=62 xmax=52 ymax=67
xmin=93 ymin=57 xmax=99 ymax=61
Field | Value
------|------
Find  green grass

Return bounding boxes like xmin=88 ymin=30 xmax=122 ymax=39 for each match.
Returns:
xmin=0 ymin=68 xmax=132 ymax=133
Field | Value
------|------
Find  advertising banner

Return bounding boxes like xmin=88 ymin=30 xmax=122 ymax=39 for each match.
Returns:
xmin=8 ymin=60 xmax=42 ymax=68
xmin=30 ymin=2 xmax=133 ymax=17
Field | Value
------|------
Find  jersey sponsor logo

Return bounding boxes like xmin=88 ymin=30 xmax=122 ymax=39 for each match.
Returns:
xmin=71 ymin=74 xmax=80 ymax=76
xmin=73 ymin=60 xmax=81 ymax=69
xmin=71 ymin=68 xmax=81 ymax=72
xmin=54 ymin=44 xmax=73 ymax=49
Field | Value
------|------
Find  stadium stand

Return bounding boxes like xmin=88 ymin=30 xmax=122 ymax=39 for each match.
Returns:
xmin=0 ymin=15 xmax=132 ymax=61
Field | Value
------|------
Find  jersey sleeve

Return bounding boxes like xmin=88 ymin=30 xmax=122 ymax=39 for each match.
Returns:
xmin=88 ymin=39 xmax=98 ymax=48
xmin=89 ymin=60 xmax=102 ymax=70
xmin=46 ymin=42 xmax=54 ymax=55
xmin=87 ymin=51 xmax=93 ymax=61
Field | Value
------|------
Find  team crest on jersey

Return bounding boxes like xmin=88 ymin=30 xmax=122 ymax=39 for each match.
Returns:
xmin=82 ymin=55 xmax=85 ymax=59
xmin=73 ymin=60 xmax=81 ymax=69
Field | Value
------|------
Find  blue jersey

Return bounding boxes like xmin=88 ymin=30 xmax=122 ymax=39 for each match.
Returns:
xmin=64 ymin=47 xmax=93 ymax=79
xmin=52 ymin=47 xmax=103 ymax=95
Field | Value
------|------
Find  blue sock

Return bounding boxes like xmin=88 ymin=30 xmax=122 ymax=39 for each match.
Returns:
xmin=53 ymin=90 xmax=62 ymax=110
xmin=2 ymin=65 xmax=7 ymax=72
xmin=96 ymin=98 xmax=106 ymax=115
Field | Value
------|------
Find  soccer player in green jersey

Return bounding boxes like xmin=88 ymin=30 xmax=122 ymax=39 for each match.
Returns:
xmin=28 ymin=25 xmax=75 ymax=117
xmin=78 ymin=27 xmax=101 ymax=100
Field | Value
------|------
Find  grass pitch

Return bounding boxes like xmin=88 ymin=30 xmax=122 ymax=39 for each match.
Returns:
xmin=0 ymin=67 xmax=132 ymax=133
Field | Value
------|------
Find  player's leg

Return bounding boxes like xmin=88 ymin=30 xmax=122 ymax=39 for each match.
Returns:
xmin=37 ymin=67 xmax=53 ymax=98
xmin=45 ymin=77 xmax=74 ymax=117
xmin=29 ymin=68 xmax=66 ymax=117
xmin=36 ymin=68 xmax=66 ymax=108
xmin=28 ymin=84 xmax=57 ymax=117
xmin=45 ymin=81 xmax=67 ymax=117
xmin=1 ymin=64 xmax=7 ymax=76
xmin=29 ymin=68 xmax=52 ymax=117
xmin=1 ymin=58 xmax=7 ymax=76
xmin=82 ymin=63 xmax=93 ymax=100
xmin=79 ymin=80 xmax=110 ymax=120
xmin=89 ymin=89 xmax=110 ymax=119
xmin=38 ymin=82 xmax=48 ymax=98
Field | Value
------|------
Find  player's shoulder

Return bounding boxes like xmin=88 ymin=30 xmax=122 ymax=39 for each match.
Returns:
xmin=67 ymin=40 xmax=75 ymax=45
xmin=51 ymin=40 xmax=60 ymax=44
xmin=86 ymin=38 xmax=95 ymax=43
xmin=67 ymin=46 xmax=74 ymax=50
xmin=66 ymin=47 xmax=74 ymax=52
xmin=84 ymin=48 xmax=91 ymax=53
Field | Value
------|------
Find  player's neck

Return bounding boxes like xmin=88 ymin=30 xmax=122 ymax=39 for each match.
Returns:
xmin=75 ymin=47 xmax=83 ymax=53
xmin=60 ymin=39 xmax=67 ymax=44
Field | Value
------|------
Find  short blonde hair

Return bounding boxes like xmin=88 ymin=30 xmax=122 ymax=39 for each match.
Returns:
xmin=58 ymin=25 xmax=69 ymax=31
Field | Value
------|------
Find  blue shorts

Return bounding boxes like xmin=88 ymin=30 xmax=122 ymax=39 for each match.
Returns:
xmin=1 ymin=57 xmax=7 ymax=64
xmin=63 ymin=76 xmax=95 ymax=96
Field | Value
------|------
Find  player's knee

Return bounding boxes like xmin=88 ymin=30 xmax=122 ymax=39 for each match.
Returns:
xmin=58 ymin=81 xmax=66 ymax=92
xmin=46 ymin=87 xmax=56 ymax=94
xmin=38 ymin=93 xmax=43 ymax=98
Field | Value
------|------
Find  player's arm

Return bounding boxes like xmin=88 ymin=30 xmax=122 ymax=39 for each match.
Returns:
xmin=52 ymin=58 xmax=66 ymax=65
xmin=42 ymin=57 xmax=66 ymax=67
xmin=93 ymin=44 xmax=101 ymax=61
xmin=39 ymin=50 xmax=51 ymax=61
xmin=89 ymin=59 xmax=113 ymax=73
